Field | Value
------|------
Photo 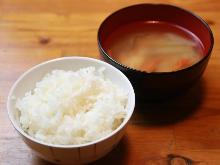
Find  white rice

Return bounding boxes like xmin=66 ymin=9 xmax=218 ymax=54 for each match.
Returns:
xmin=15 ymin=67 xmax=128 ymax=145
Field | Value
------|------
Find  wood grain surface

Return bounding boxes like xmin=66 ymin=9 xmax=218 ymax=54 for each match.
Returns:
xmin=0 ymin=0 xmax=219 ymax=164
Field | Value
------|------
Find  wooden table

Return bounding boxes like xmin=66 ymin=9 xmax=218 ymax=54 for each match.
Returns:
xmin=0 ymin=0 xmax=219 ymax=164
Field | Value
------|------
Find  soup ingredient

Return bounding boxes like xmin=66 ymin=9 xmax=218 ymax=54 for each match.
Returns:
xmin=105 ymin=21 xmax=204 ymax=72
xmin=15 ymin=67 xmax=128 ymax=145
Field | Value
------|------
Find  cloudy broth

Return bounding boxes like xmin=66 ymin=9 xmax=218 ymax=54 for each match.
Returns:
xmin=104 ymin=21 xmax=204 ymax=72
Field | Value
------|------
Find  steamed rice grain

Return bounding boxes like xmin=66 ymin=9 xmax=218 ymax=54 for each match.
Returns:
xmin=15 ymin=67 xmax=128 ymax=145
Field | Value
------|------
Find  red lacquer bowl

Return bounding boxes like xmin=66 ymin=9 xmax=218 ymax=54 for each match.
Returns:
xmin=98 ymin=4 xmax=214 ymax=101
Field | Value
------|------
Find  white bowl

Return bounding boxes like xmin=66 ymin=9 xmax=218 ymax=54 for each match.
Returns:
xmin=7 ymin=57 xmax=135 ymax=164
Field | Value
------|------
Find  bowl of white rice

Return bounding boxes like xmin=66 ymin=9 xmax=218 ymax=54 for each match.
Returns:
xmin=7 ymin=57 xmax=135 ymax=164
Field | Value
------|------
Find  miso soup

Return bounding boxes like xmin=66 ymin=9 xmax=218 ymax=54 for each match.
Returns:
xmin=104 ymin=21 xmax=204 ymax=72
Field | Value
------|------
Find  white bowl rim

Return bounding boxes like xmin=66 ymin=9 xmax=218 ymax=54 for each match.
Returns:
xmin=7 ymin=56 xmax=135 ymax=148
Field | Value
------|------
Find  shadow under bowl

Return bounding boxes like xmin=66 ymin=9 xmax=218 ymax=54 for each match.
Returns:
xmin=98 ymin=3 xmax=214 ymax=101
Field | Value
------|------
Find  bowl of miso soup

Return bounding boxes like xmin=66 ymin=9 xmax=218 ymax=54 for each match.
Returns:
xmin=98 ymin=4 xmax=214 ymax=100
